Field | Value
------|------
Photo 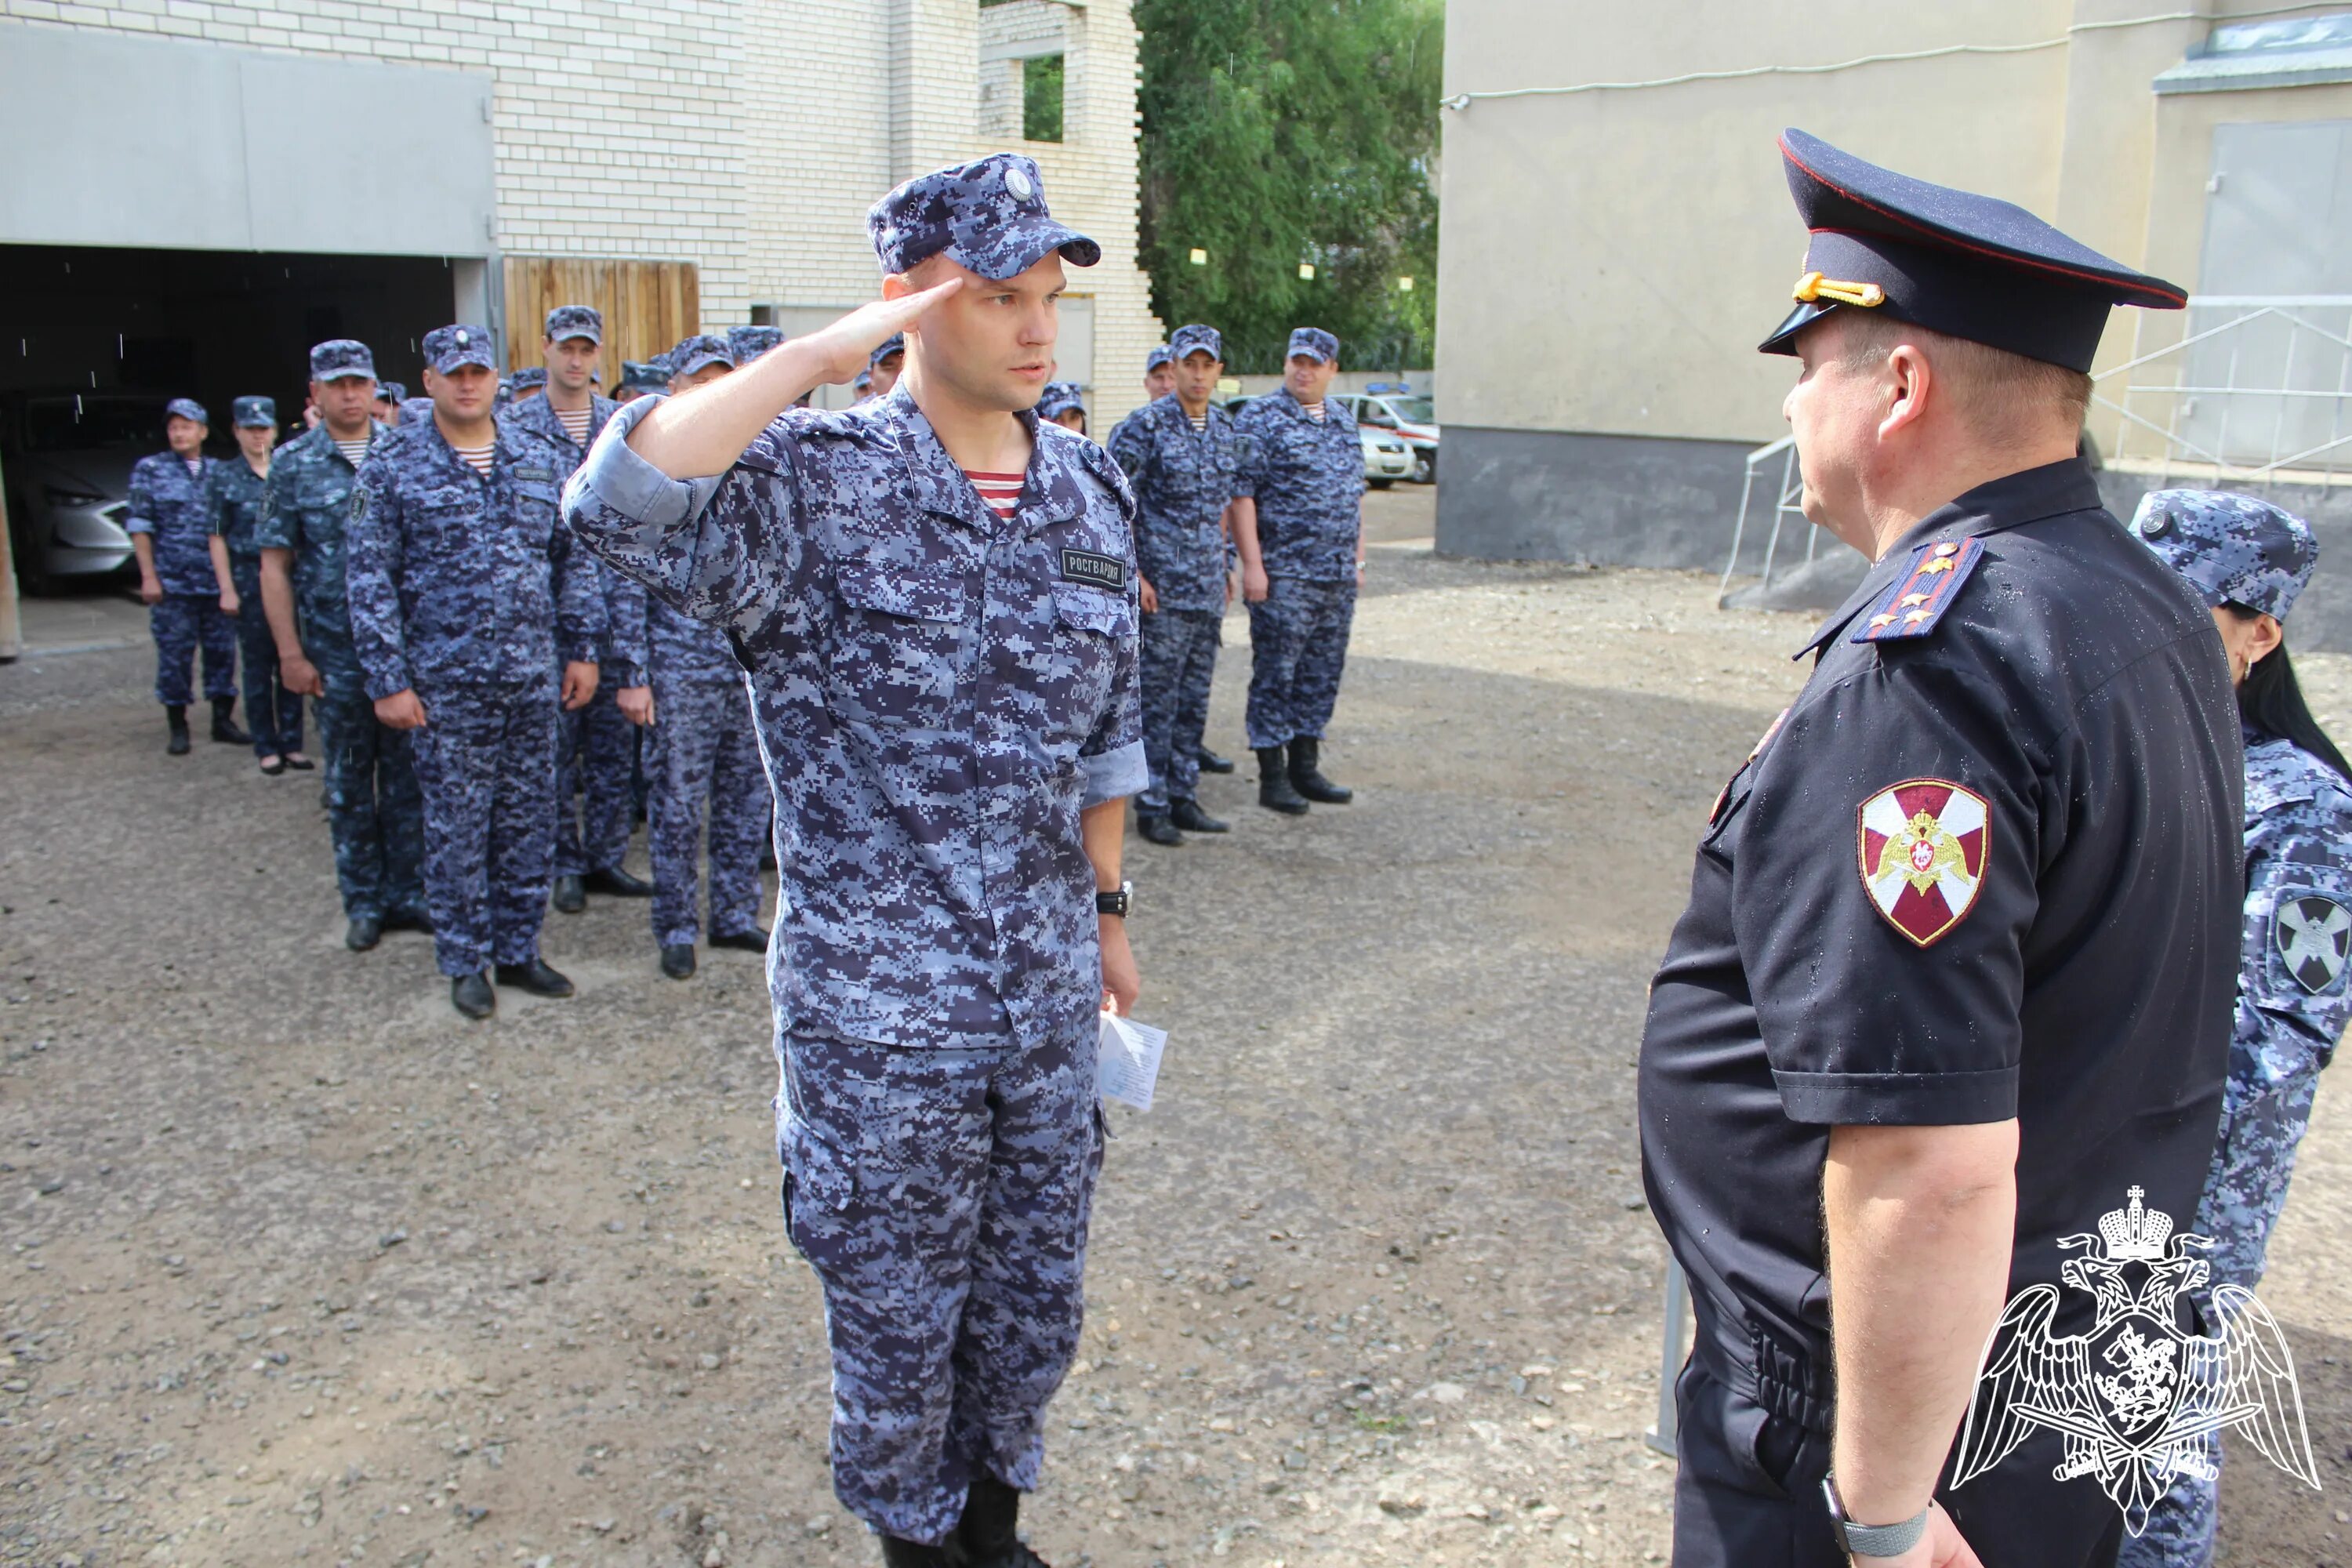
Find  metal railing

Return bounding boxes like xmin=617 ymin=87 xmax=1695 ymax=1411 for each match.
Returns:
xmin=2096 ymin=294 xmax=2352 ymax=486
xmin=1717 ymin=434 xmax=1817 ymax=598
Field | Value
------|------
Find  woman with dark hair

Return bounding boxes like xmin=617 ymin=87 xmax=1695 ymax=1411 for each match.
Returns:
xmin=2126 ymin=489 xmax=2351 ymax=1567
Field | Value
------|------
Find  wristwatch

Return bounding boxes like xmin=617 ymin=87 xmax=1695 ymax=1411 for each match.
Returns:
xmin=1821 ymin=1479 xmax=1929 ymax=1559
xmin=1097 ymin=880 xmax=1133 ymax=918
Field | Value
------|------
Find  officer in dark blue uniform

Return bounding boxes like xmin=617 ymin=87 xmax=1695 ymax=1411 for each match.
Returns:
xmin=1637 ymin=131 xmax=2241 ymax=1568
xmin=127 ymin=398 xmax=245 ymax=753
xmin=207 ymin=395 xmax=308 ymax=772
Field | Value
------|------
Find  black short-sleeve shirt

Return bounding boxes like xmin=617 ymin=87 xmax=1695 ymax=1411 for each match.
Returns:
xmin=1639 ymin=458 xmax=2241 ymax=1374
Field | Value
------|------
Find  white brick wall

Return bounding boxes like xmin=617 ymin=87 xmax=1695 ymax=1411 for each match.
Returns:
xmin=4 ymin=0 xmax=1163 ymax=419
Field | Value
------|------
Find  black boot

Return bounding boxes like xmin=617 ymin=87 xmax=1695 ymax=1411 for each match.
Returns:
xmin=659 ymin=942 xmax=697 ymax=980
xmin=493 ymin=957 xmax=575 ymax=997
xmin=1255 ymin=746 xmax=1309 ymax=815
xmin=956 ymin=1475 xmax=1051 ymax=1568
xmin=551 ymin=873 xmax=586 ymax=914
xmin=165 ymin=705 xmax=191 ymax=756
xmin=585 ymin=865 xmax=653 ymax=897
xmin=210 ymin=695 xmax=250 ymax=746
xmin=1169 ymin=797 xmax=1229 ymax=834
xmin=345 ymin=914 xmax=383 ymax=952
xmin=1287 ymin=737 xmax=1352 ymax=804
xmin=450 ymin=972 xmax=495 ymax=1020
xmin=1194 ymin=742 xmax=1236 ymax=775
xmin=1136 ymin=813 xmax=1184 ymax=847
xmin=878 ymin=1537 xmax=953 ymax=1567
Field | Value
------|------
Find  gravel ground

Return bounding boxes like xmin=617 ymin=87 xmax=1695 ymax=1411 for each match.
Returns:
xmin=2 ymin=488 xmax=2347 ymax=1567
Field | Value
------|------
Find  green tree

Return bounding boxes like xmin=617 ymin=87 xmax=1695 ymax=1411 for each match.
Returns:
xmin=1133 ymin=0 xmax=1443 ymax=376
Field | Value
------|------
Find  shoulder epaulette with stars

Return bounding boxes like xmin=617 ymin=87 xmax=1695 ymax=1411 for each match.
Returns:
xmin=1851 ymin=536 xmax=1986 ymax=644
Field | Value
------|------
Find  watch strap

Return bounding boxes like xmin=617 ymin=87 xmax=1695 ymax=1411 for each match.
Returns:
xmin=1821 ymin=1479 xmax=1928 ymax=1559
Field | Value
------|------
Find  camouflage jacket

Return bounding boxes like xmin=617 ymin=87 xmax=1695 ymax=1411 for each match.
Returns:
xmin=125 ymin=451 xmax=221 ymax=596
xmin=2238 ymin=728 xmax=2352 ymax=1088
xmin=205 ymin=456 xmax=273 ymax=560
xmin=346 ymin=418 xmax=604 ymax=700
xmin=564 ymin=387 xmax=1146 ymax=1047
xmin=503 ymin=392 xmax=646 ymax=685
xmin=254 ymin=421 xmax=387 ymax=668
xmin=1106 ymin=394 xmax=1244 ymax=612
xmin=1232 ymin=387 xmax=1365 ymax=582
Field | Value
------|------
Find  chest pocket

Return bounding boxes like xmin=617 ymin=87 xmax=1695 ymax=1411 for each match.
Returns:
xmin=1046 ymin=583 xmax=1129 ymax=742
xmin=514 ymin=480 xmax=562 ymax=548
xmin=410 ymin=481 xmax=481 ymax=557
xmin=826 ymin=561 xmax=970 ymax=730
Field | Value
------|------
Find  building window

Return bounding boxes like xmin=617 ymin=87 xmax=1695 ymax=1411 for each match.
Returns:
xmin=1023 ymin=53 xmax=1065 ymax=143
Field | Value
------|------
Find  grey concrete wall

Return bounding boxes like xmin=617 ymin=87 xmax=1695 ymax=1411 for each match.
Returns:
xmin=0 ymin=22 xmax=494 ymax=257
xmin=1434 ymin=426 xmax=1754 ymax=568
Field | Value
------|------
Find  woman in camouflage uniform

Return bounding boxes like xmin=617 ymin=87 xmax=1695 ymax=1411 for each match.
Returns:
xmin=2127 ymin=489 xmax=2352 ymax=1567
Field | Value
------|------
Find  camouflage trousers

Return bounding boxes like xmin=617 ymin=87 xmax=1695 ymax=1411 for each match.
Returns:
xmin=149 ymin=591 xmax=238 ymax=707
xmin=230 ymin=557 xmax=305 ymax=758
xmin=648 ymin=673 xmax=768 ymax=948
xmin=2118 ymin=1062 xmax=2324 ymax=1568
xmin=408 ymin=681 xmax=559 ymax=978
xmin=1244 ymin=575 xmax=1355 ymax=751
xmin=554 ymin=679 xmax=637 ymax=878
xmin=314 ymin=672 xmax=426 ymax=923
xmin=1137 ymin=607 xmax=1221 ymax=815
xmin=776 ymin=1011 xmax=1105 ymax=1543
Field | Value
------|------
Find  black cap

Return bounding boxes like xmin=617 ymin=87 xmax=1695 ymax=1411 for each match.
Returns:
xmin=1759 ymin=129 xmax=2185 ymax=372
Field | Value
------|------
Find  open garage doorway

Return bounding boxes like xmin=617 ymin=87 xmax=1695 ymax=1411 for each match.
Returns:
xmin=0 ymin=245 xmax=460 ymax=593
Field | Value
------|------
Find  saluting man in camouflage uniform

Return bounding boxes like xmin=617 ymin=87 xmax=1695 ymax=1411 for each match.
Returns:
xmin=505 ymin=304 xmax=652 ymax=914
xmin=347 ymin=324 xmax=605 ymax=1020
xmin=1232 ymin=327 xmax=1365 ymax=813
xmin=2125 ymin=492 xmax=2352 ymax=1568
xmin=259 ymin=339 xmax=428 ymax=951
xmin=207 ymin=395 xmax=310 ymax=773
xmin=127 ymin=398 xmax=246 ymax=754
xmin=1109 ymin=323 xmax=1244 ymax=845
xmin=566 ymin=153 xmax=1144 ymax=1568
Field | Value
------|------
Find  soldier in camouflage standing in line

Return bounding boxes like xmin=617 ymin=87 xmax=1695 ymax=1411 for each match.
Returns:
xmin=1109 ymin=323 xmax=1243 ymax=846
xmin=1142 ymin=343 xmax=1175 ymax=404
xmin=1231 ymin=327 xmax=1365 ymax=813
xmin=566 ymin=153 xmax=1142 ymax=1568
xmin=258 ymin=340 xmax=429 ymax=951
xmin=347 ymin=324 xmax=605 ymax=1019
xmin=127 ymin=398 xmax=247 ymax=754
xmin=2124 ymin=491 xmax=2352 ymax=1568
xmin=504 ymin=305 xmax=653 ymax=915
xmin=206 ymin=395 xmax=310 ymax=775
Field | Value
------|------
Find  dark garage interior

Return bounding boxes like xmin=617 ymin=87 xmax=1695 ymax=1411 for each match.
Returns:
xmin=1 ymin=245 xmax=458 ymax=591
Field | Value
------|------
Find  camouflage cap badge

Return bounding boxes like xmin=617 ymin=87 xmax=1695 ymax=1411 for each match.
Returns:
xmin=423 ymin=325 xmax=497 ymax=376
xmin=1171 ymin=324 xmax=1224 ymax=362
xmin=1145 ymin=343 xmax=1174 ymax=372
xmin=511 ymin=366 xmax=547 ymax=391
xmin=2134 ymin=489 xmax=2318 ymax=622
xmin=728 ymin=325 xmax=783 ymax=364
xmin=1287 ymin=327 xmax=1338 ymax=365
xmin=230 ymin=395 xmax=277 ymax=428
xmin=544 ymin=303 xmax=603 ymax=344
xmin=867 ymin=153 xmax=1102 ymax=281
xmin=1036 ymin=380 xmax=1088 ymax=423
xmin=165 ymin=397 xmax=209 ymax=426
xmin=667 ymin=334 xmax=733 ymax=378
xmin=310 ymin=339 xmax=377 ymax=383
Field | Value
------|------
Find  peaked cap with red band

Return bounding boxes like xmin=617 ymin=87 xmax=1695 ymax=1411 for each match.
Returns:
xmin=1759 ymin=129 xmax=2185 ymax=372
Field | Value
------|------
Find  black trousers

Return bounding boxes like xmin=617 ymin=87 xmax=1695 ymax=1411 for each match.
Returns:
xmin=1671 ymin=1352 xmax=2125 ymax=1568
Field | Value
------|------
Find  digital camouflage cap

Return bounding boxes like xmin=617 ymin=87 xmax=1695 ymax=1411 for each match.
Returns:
xmin=2133 ymin=489 xmax=2318 ymax=622
xmin=867 ymin=153 xmax=1101 ymax=281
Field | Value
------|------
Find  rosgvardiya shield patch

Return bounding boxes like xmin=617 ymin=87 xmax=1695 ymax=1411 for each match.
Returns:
xmin=2274 ymin=891 xmax=2351 ymax=993
xmin=1857 ymin=779 xmax=1990 ymax=948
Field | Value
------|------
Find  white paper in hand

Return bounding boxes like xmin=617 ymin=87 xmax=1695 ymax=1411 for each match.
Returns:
xmin=1097 ymin=1011 xmax=1169 ymax=1112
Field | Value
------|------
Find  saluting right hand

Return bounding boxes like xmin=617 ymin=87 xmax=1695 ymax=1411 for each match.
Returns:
xmin=800 ymin=278 xmax=966 ymax=387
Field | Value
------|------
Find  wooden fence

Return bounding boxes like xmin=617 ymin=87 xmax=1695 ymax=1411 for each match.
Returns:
xmin=500 ymin=258 xmax=700 ymax=380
